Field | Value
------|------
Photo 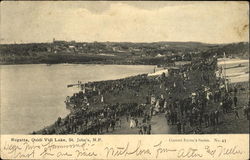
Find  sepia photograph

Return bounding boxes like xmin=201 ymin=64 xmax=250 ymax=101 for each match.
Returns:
xmin=1 ymin=1 xmax=249 ymax=137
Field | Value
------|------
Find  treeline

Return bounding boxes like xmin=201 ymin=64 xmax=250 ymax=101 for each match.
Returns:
xmin=209 ymin=42 xmax=249 ymax=58
xmin=0 ymin=53 xmax=174 ymax=65
xmin=178 ymin=42 xmax=249 ymax=59
xmin=0 ymin=53 xmax=122 ymax=65
xmin=0 ymin=43 xmax=50 ymax=56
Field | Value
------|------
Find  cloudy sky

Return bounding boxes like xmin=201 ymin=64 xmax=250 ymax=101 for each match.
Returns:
xmin=1 ymin=1 xmax=249 ymax=44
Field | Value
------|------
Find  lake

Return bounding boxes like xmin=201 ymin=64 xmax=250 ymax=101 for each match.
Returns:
xmin=1 ymin=64 xmax=155 ymax=134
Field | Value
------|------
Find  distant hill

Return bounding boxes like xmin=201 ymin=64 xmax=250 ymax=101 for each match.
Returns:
xmin=205 ymin=42 xmax=249 ymax=58
xmin=0 ymin=41 xmax=248 ymax=64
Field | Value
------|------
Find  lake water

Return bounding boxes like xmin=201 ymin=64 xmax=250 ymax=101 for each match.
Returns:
xmin=1 ymin=64 xmax=155 ymax=134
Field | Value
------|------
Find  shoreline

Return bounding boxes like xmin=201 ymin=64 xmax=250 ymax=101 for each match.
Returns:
xmin=0 ymin=63 xmax=157 ymax=67
xmin=1 ymin=57 xmax=249 ymax=66
xmin=1 ymin=57 xmax=248 ymax=64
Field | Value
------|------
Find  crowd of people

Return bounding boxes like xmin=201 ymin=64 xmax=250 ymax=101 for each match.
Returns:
xmin=35 ymin=55 xmax=249 ymax=135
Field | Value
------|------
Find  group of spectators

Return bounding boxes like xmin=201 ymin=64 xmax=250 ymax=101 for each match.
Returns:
xmin=36 ymin=55 xmax=249 ymax=135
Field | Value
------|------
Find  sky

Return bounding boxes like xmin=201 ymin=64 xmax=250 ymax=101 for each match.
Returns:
xmin=0 ymin=1 xmax=249 ymax=44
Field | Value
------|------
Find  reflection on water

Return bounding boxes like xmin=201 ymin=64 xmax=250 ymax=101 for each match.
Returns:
xmin=1 ymin=64 xmax=154 ymax=134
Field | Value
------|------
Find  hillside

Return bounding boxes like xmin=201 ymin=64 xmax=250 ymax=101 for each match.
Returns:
xmin=0 ymin=41 xmax=248 ymax=65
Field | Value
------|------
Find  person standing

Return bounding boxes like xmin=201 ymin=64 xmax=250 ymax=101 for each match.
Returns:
xmin=126 ymin=112 xmax=129 ymax=122
xmin=234 ymin=86 xmax=238 ymax=96
xmin=204 ymin=113 xmax=209 ymax=127
xmin=198 ymin=114 xmax=203 ymax=128
xmin=233 ymin=96 xmax=238 ymax=107
xmin=182 ymin=121 xmax=186 ymax=134
xmin=227 ymin=97 xmax=233 ymax=112
xmin=119 ymin=118 xmax=122 ymax=128
xmin=111 ymin=119 xmax=116 ymax=131
xmin=234 ymin=107 xmax=240 ymax=119
xmin=243 ymin=105 xmax=248 ymax=118
xmin=210 ymin=112 xmax=215 ymax=126
xmin=143 ymin=124 xmax=147 ymax=134
xmin=177 ymin=121 xmax=182 ymax=134
xmin=147 ymin=123 xmax=151 ymax=134
xmin=130 ymin=117 xmax=135 ymax=128
xmin=214 ymin=110 xmax=219 ymax=125
xmin=106 ymin=119 xmax=110 ymax=133
xmin=135 ymin=118 xmax=138 ymax=127
xmin=138 ymin=125 xmax=143 ymax=134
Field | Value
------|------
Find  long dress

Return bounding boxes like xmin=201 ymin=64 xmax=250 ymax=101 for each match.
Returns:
xmin=130 ymin=119 xmax=136 ymax=128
